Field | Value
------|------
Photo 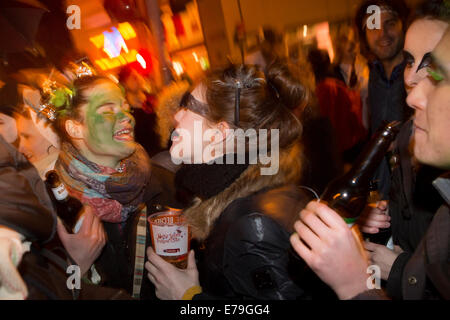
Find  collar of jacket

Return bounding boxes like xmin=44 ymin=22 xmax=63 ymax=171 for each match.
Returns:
xmin=432 ymin=172 xmax=450 ymax=206
xmin=183 ymin=143 xmax=303 ymax=240
xmin=370 ymin=59 xmax=406 ymax=84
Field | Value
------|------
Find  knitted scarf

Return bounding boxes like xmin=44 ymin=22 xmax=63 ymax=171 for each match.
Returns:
xmin=55 ymin=142 xmax=151 ymax=223
xmin=175 ymin=154 xmax=250 ymax=201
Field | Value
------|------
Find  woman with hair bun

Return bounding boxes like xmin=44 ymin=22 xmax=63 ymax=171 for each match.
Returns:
xmin=145 ymin=62 xmax=318 ymax=300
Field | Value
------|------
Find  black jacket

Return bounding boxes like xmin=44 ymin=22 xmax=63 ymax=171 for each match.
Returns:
xmin=192 ymin=185 xmax=334 ymax=300
xmin=387 ymin=120 xmax=444 ymax=299
xmin=355 ymin=173 xmax=450 ymax=300
xmin=0 ymin=135 xmax=130 ymax=300
xmin=95 ymin=162 xmax=181 ymax=300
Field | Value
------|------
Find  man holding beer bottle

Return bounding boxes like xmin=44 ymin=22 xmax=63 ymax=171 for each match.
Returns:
xmin=290 ymin=27 xmax=450 ymax=300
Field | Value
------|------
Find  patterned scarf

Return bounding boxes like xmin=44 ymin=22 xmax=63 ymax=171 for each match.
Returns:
xmin=55 ymin=142 xmax=151 ymax=223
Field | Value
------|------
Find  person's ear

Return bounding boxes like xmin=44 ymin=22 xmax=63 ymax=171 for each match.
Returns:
xmin=65 ymin=119 xmax=83 ymax=139
xmin=216 ymin=121 xmax=231 ymax=142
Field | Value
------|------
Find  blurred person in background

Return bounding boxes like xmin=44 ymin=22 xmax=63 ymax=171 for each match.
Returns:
xmin=357 ymin=0 xmax=449 ymax=299
xmin=290 ymin=26 xmax=450 ymax=301
xmin=0 ymin=76 xmax=20 ymax=147
xmin=355 ymin=0 xmax=412 ymax=199
xmin=307 ymin=48 xmax=367 ymax=168
xmin=245 ymin=27 xmax=285 ymax=70
xmin=333 ymin=23 xmax=371 ymax=132
xmin=119 ymin=66 xmax=163 ymax=157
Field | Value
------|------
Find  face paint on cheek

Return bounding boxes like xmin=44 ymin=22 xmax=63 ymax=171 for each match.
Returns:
xmin=85 ymin=96 xmax=118 ymax=149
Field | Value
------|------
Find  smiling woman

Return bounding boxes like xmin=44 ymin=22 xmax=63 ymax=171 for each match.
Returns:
xmin=51 ymin=75 xmax=178 ymax=299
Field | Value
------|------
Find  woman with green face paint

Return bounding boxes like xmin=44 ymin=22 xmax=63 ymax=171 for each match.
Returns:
xmin=52 ymin=75 xmax=177 ymax=299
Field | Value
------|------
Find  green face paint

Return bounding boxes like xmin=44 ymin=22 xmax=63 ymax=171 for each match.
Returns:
xmin=81 ymin=81 xmax=136 ymax=166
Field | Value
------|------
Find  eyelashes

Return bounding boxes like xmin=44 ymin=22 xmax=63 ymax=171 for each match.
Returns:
xmin=403 ymin=51 xmax=432 ymax=73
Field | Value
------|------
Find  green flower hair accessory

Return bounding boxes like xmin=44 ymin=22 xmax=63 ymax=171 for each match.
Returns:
xmin=50 ymin=87 xmax=72 ymax=108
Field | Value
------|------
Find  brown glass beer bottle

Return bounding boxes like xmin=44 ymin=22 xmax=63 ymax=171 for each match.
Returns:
xmin=320 ymin=121 xmax=400 ymax=227
xmin=45 ymin=170 xmax=83 ymax=233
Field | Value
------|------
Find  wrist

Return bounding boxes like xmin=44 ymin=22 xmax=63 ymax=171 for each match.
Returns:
xmin=334 ymin=273 xmax=368 ymax=300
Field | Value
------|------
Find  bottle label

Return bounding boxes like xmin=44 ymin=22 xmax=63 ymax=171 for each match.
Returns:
xmin=344 ymin=217 xmax=358 ymax=227
xmin=51 ymin=183 xmax=69 ymax=201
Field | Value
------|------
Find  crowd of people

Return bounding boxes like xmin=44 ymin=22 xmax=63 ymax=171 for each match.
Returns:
xmin=0 ymin=0 xmax=448 ymax=301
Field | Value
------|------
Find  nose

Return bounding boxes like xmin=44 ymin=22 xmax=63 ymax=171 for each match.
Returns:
xmin=406 ymin=81 xmax=427 ymax=112
xmin=174 ymin=109 xmax=185 ymax=124
xmin=405 ymin=68 xmax=428 ymax=92
xmin=119 ymin=111 xmax=135 ymax=127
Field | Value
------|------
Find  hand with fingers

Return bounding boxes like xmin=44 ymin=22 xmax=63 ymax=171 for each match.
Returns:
xmin=364 ymin=241 xmax=403 ymax=280
xmin=290 ymin=200 xmax=369 ymax=300
xmin=57 ymin=206 xmax=106 ymax=276
xmin=145 ymin=247 xmax=200 ymax=300
xmin=357 ymin=200 xmax=391 ymax=234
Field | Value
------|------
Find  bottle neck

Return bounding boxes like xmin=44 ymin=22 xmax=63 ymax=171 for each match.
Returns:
xmin=346 ymin=131 xmax=394 ymax=186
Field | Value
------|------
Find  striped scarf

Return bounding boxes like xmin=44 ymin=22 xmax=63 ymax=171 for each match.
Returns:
xmin=55 ymin=142 xmax=151 ymax=223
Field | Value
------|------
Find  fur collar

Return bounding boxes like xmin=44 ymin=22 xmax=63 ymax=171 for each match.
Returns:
xmin=184 ymin=143 xmax=303 ymax=240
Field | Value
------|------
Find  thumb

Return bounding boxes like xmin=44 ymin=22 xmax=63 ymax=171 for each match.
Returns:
xmin=377 ymin=200 xmax=388 ymax=211
xmin=186 ymin=250 xmax=197 ymax=270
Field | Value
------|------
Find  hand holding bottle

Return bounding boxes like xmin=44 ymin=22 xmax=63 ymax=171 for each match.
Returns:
xmin=358 ymin=200 xmax=391 ymax=234
xmin=57 ymin=206 xmax=106 ymax=276
xmin=290 ymin=201 xmax=370 ymax=300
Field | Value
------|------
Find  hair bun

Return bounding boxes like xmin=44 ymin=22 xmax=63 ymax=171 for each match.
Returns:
xmin=265 ymin=60 xmax=311 ymax=111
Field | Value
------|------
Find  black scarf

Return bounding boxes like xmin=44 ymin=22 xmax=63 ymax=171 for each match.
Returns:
xmin=175 ymin=154 xmax=250 ymax=201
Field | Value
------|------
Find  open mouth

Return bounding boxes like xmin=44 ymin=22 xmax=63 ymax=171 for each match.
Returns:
xmin=113 ymin=128 xmax=134 ymax=141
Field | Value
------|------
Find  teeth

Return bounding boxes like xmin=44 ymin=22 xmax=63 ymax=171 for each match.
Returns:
xmin=115 ymin=129 xmax=131 ymax=136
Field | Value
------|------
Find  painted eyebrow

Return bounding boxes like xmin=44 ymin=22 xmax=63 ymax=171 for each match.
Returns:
xmin=403 ymin=51 xmax=414 ymax=61
xmin=416 ymin=52 xmax=432 ymax=73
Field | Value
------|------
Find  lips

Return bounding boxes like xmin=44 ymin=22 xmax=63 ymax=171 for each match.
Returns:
xmin=378 ymin=38 xmax=393 ymax=47
xmin=171 ymin=129 xmax=181 ymax=142
xmin=113 ymin=127 xmax=134 ymax=141
xmin=414 ymin=122 xmax=427 ymax=134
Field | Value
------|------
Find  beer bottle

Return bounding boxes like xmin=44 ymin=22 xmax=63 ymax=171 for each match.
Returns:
xmin=320 ymin=121 xmax=400 ymax=227
xmin=45 ymin=170 xmax=83 ymax=233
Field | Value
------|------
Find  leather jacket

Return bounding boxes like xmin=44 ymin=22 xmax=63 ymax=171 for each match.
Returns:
xmin=193 ymin=185 xmax=319 ymax=300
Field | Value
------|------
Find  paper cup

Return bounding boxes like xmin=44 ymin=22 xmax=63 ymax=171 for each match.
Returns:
xmin=148 ymin=209 xmax=191 ymax=269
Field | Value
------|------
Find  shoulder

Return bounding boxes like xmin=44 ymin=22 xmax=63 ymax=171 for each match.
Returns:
xmin=224 ymin=185 xmax=313 ymax=242
xmin=250 ymin=185 xmax=314 ymax=233
xmin=144 ymin=160 xmax=181 ymax=209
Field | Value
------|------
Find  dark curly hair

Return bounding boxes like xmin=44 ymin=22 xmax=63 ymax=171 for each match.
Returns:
xmin=409 ymin=0 xmax=450 ymax=25
xmin=354 ymin=0 xmax=410 ymax=58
